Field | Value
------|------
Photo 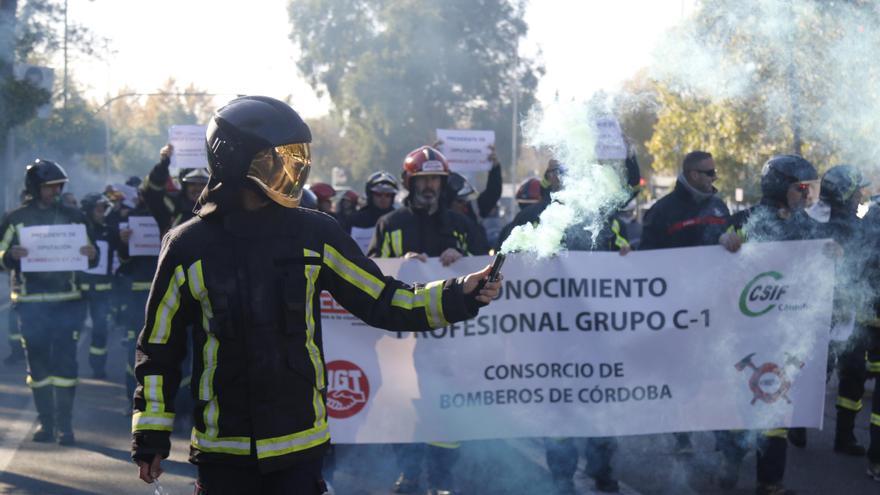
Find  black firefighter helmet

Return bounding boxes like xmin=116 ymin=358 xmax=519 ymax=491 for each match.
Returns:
xmin=206 ymin=95 xmax=312 ymax=208
xmin=25 ymin=159 xmax=68 ymax=198
xmin=760 ymin=154 xmax=818 ymax=203
xmin=820 ymin=164 xmax=870 ymax=207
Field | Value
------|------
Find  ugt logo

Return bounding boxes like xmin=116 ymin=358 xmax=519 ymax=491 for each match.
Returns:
xmin=734 ymin=352 xmax=804 ymax=405
xmin=739 ymin=271 xmax=789 ymax=317
xmin=326 ymin=360 xmax=370 ymax=419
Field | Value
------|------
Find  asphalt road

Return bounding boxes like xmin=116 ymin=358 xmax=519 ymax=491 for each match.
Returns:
xmin=0 ymin=298 xmax=876 ymax=494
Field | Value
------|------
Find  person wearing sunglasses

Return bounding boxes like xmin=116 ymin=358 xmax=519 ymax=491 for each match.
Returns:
xmin=718 ymin=154 xmax=822 ymax=495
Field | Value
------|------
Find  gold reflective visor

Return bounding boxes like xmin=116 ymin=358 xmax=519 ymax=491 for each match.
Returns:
xmin=246 ymin=143 xmax=311 ymax=208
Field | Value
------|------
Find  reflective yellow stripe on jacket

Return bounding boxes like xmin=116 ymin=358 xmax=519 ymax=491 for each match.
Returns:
xmin=323 ymin=244 xmax=385 ymax=299
xmin=148 ymin=265 xmax=186 ymax=344
xmin=132 ymin=375 xmax=175 ymax=432
xmin=304 ymin=249 xmax=326 ymax=430
xmin=255 ymin=423 xmax=330 ymax=460
xmin=390 ymin=282 xmax=448 ymax=328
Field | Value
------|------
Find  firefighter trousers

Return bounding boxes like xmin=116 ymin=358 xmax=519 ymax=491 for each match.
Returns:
xmin=394 ymin=443 xmax=460 ymax=488
xmin=124 ymin=290 xmax=150 ymax=401
xmin=84 ymin=289 xmax=113 ymax=374
xmin=16 ymin=300 xmax=85 ymax=430
xmin=866 ymin=327 xmax=880 ymax=463
xmin=715 ymin=429 xmax=787 ymax=485
xmin=835 ymin=325 xmax=876 ymax=446
xmin=544 ymin=437 xmax=617 ymax=483
xmin=195 ymin=459 xmax=326 ymax=495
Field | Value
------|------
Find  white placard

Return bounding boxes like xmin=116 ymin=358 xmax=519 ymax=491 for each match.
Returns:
xmin=84 ymin=240 xmax=109 ymax=275
xmin=436 ymin=129 xmax=495 ymax=173
xmin=594 ymin=116 xmax=628 ymax=161
xmin=128 ymin=216 xmax=161 ymax=257
xmin=322 ymin=240 xmax=833 ymax=443
xmin=350 ymin=226 xmax=375 ymax=255
xmin=168 ymin=125 xmax=208 ymax=173
xmin=19 ymin=224 xmax=88 ymax=272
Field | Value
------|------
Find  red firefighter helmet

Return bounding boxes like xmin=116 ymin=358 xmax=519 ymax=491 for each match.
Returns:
xmin=342 ymin=189 xmax=359 ymax=203
xmin=402 ymin=146 xmax=449 ymax=189
xmin=309 ymin=182 xmax=336 ymax=202
xmin=515 ymin=178 xmax=543 ymax=204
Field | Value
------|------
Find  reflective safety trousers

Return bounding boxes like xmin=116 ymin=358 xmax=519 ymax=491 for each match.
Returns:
xmin=131 ymin=205 xmax=477 ymax=472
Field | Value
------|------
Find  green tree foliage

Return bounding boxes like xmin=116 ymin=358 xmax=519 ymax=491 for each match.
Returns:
xmin=288 ymin=0 xmax=542 ymax=183
xmin=645 ymin=0 xmax=880 ymax=201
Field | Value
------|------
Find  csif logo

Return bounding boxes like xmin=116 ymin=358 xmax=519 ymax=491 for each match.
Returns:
xmin=739 ymin=271 xmax=789 ymax=317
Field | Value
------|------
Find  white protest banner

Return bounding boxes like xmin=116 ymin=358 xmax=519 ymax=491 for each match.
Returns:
xmin=350 ymin=226 xmax=375 ymax=255
xmin=128 ymin=216 xmax=161 ymax=257
xmin=168 ymin=125 xmax=208 ymax=173
xmin=436 ymin=129 xmax=495 ymax=173
xmin=84 ymin=240 xmax=109 ymax=275
xmin=19 ymin=224 xmax=88 ymax=272
xmin=594 ymin=115 xmax=628 ymax=161
xmin=322 ymin=240 xmax=833 ymax=443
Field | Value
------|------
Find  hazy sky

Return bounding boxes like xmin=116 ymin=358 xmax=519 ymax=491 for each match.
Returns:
xmin=65 ymin=0 xmax=695 ymax=117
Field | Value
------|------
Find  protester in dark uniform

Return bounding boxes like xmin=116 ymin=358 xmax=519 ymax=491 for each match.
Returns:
xmin=544 ymin=200 xmax=635 ymax=495
xmin=114 ymin=189 xmax=162 ymax=404
xmin=817 ymin=166 xmax=879 ymax=464
xmin=79 ymin=192 xmax=116 ymax=378
xmin=143 ymin=144 xmax=210 ymax=236
xmin=368 ymin=145 xmax=489 ymax=495
xmin=131 ymin=97 xmax=501 ymax=495
xmin=0 ymin=159 xmax=97 ymax=445
xmin=346 ymin=171 xmax=399 ymax=254
xmin=639 ymin=150 xmax=729 ymax=455
xmin=719 ymin=154 xmax=821 ymax=495
xmin=860 ymin=197 xmax=880 ymax=482
xmin=496 ymin=160 xmax=562 ymax=249
xmin=335 ymin=189 xmax=359 ymax=231
xmin=2 ymin=190 xmax=30 ymax=366
xmin=446 ymin=172 xmax=491 ymax=252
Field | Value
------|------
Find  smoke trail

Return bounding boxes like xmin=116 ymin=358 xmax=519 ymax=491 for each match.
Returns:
xmin=500 ymin=100 xmax=630 ymax=257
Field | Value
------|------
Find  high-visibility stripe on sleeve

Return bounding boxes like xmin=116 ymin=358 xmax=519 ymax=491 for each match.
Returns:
xmin=868 ymin=360 xmax=880 ymax=373
xmin=837 ymin=396 xmax=863 ymax=411
xmin=424 ymin=280 xmax=448 ymax=328
xmin=148 ymin=265 xmax=186 ymax=344
xmin=391 ymin=289 xmax=425 ymax=310
xmin=198 ymin=335 xmax=219 ymax=402
xmin=204 ymin=396 xmax=221 ymax=438
xmin=187 ymin=260 xmax=213 ymax=331
xmin=255 ymin=423 xmax=330 ymax=460
xmin=304 ymin=249 xmax=326 ymax=429
xmin=144 ymin=375 xmax=166 ymax=413
xmin=762 ymin=428 xmax=787 ymax=438
xmin=191 ymin=429 xmax=251 ymax=455
xmin=323 ymin=244 xmax=385 ymax=299
xmin=132 ymin=411 xmax=175 ymax=432
xmin=872 ymin=413 xmax=880 ymax=428
xmin=0 ymin=223 xmax=16 ymax=269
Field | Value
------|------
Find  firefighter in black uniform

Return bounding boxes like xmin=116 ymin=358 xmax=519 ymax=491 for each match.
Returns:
xmin=367 ymin=145 xmax=488 ymax=495
xmin=346 ymin=171 xmax=399 ymax=235
xmin=818 ymin=166 xmax=880 ymax=465
xmin=719 ymin=154 xmax=821 ymax=495
xmin=0 ymin=159 xmax=97 ymax=444
xmin=143 ymin=144 xmax=210 ymax=236
xmin=131 ymin=96 xmax=501 ymax=494
xmin=114 ymin=190 xmax=162 ymax=402
xmin=79 ymin=192 xmax=116 ymax=378
xmin=860 ymin=189 xmax=880 ymax=482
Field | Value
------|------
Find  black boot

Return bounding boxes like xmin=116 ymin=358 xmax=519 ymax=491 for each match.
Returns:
xmin=834 ymin=409 xmax=866 ymax=456
xmin=88 ymin=352 xmax=107 ymax=379
xmin=31 ymin=387 xmax=55 ymax=442
xmin=54 ymin=386 xmax=76 ymax=445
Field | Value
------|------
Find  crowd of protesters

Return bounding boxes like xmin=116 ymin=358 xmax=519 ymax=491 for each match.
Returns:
xmin=1 ymin=125 xmax=878 ymax=495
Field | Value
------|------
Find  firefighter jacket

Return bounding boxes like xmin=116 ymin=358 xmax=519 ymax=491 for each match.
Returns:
xmin=131 ymin=204 xmax=480 ymax=472
xmin=143 ymin=157 xmax=197 ymax=236
xmin=367 ymin=205 xmax=489 ymax=258
xmin=496 ymin=198 xmax=551 ymax=250
xmin=114 ymin=205 xmax=161 ymax=292
xmin=495 ymin=200 xmax=628 ymax=253
xmin=78 ymin=219 xmax=116 ymax=292
xmin=346 ymin=204 xmax=394 ymax=234
xmin=640 ymin=177 xmax=730 ymax=250
xmin=729 ymin=200 xmax=823 ymax=243
xmin=0 ymin=202 xmax=97 ymax=303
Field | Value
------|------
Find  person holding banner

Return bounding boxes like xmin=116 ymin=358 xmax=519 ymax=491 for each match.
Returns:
xmin=130 ymin=96 xmax=501 ymax=495
xmin=0 ymin=159 xmax=98 ymax=445
xmin=79 ymin=192 xmax=116 ymax=378
xmin=366 ymin=145 xmax=489 ymax=495
xmin=143 ymin=144 xmax=211 ymax=236
xmin=720 ymin=154 xmax=822 ymax=495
